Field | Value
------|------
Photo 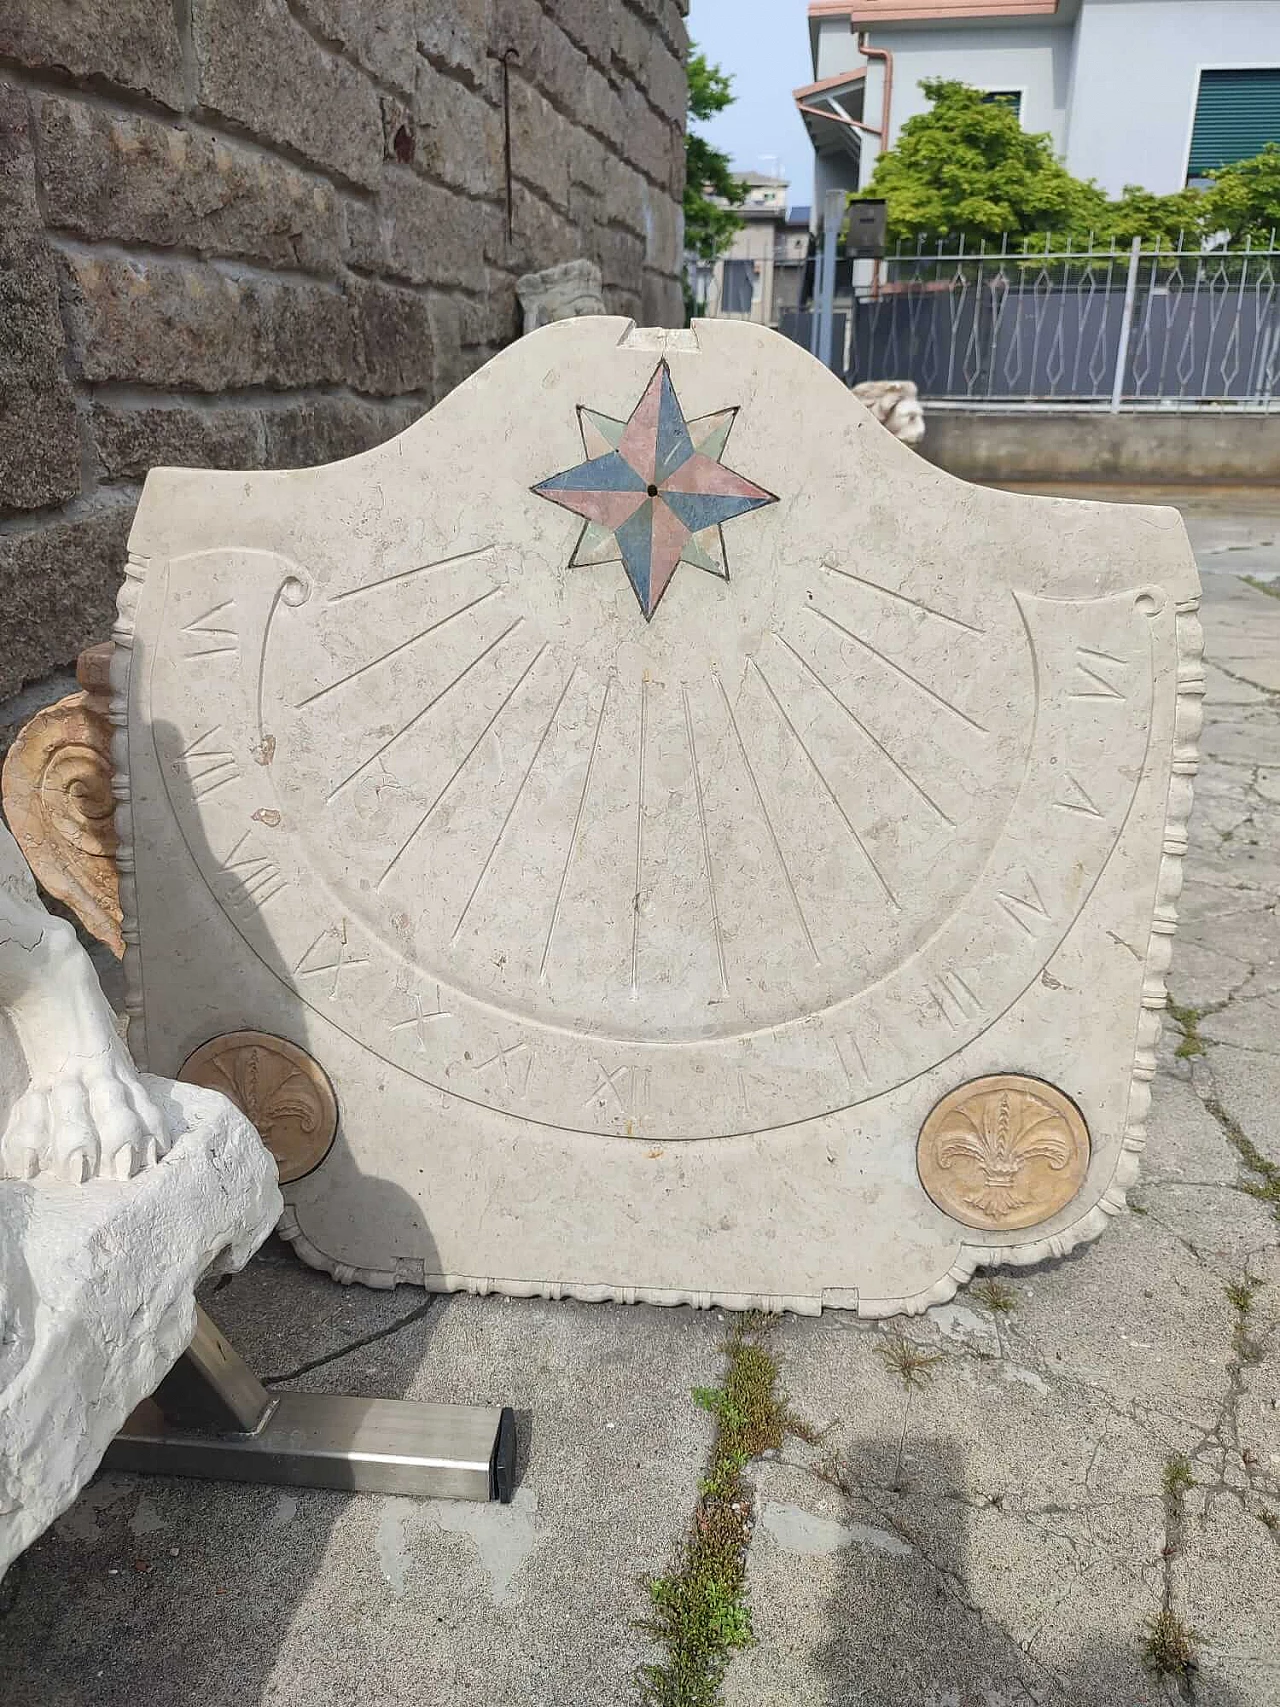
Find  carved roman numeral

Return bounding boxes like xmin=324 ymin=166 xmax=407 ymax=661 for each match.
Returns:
xmin=584 ymin=1061 xmax=651 ymax=1120
xmin=476 ymin=1041 xmax=534 ymax=1100
xmin=173 ymin=726 xmax=240 ymax=800
xmin=1070 ymin=646 xmax=1128 ymax=701
xmin=994 ymin=870 xmax=1051 ymax=938
xmin=181 ymin=600 xmax=239 ymax=661
xmin=215 ymin=830 xmax=289 ymax=915
xmin=389 ymin=989 xmax=451 ymax=1050
xmin=927 ymin=969 xmax=981 ymax=1030
xmin=294 ymin=924 xmax=369 ymax=999
xmin=1052 ymin=772 xmax=1103 ymax=818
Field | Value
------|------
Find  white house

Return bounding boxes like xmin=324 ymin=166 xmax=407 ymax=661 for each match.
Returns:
xmin=796 ymin=0 xmax=1280 ymax=212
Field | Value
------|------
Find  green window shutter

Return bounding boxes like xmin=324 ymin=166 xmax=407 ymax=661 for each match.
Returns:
xmin=1187 ymin=68 xmax=1280 ymax=178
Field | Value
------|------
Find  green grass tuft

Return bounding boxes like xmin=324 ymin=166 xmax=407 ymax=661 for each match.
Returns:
xmin=971 ymin=1277 xmax=1019 ymax=1314
xmin=1205 ymin=1098 xmax=1280 ymax=1224
xmin=638 ymin=1317 xmax=811 ymax=1707
xmin=877 ymin=1333 xmax=942 ymax=1387
xmin=1166 ymin=999 xmax=1206 ymax=1060
xmin=1142 ymin=1609 xmax=1198 ymax=1681
xmin=1163 ymin=1454 xmax=1195 ymax=1498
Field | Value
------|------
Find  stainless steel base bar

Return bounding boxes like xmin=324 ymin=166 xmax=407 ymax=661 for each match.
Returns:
xmin=103 ymin=1307 xmax=515 ymax=1504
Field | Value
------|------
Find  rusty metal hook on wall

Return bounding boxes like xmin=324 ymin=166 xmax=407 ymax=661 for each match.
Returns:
xmin=489 ymin=46 xmax=520 ymax=244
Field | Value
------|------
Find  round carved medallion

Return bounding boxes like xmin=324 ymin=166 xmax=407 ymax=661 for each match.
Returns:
xmin=917 ymin=1074 xmax=1090 ymax=1232
xmin=179 ymin=1031 xmax=338 ymax=1183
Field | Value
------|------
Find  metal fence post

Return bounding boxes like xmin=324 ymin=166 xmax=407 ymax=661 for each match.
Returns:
xmin=817 ymin=188 xmax=844 ymax=371
xmin=1110 ymin=236 xmax=1142 ymax=412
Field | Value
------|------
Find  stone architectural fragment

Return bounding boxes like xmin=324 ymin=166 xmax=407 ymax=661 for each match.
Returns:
xmin=112 ymin=317 xmax=1202 ymax=1315
xmin=2 ymin=642 xmax=123 ymax=956
xmin=517 ymin=259 xmax=608 ymax=334
xmin=0 ymin=815 xmax=280 ymax=1573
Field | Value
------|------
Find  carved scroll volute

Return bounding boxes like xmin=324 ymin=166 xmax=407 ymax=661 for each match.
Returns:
xmin=2 ymin=643 xmax=123 ymax=958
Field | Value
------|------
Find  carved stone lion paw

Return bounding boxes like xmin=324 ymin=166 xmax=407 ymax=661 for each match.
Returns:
xmin=1 ymin=1049 xmax=169 ymax=1183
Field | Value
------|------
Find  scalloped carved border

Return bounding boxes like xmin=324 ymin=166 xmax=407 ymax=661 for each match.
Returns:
xmin=113 ymin=549 xmax=1202 ymax=1317
xmin=111 ymin=552 xmax=148 ymax=1066
xmin=858 ymin=597 xmax=1205 ymax=1317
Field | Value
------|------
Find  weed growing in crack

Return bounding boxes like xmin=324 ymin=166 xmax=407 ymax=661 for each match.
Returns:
xmin=638 ymin=1315 xmax=813 ymax=1707
xmin=1142 ymin=1609 xmax=1198 ymax=1682
xmin=1259 ymin=1508 xmax=1279 ymax=1532
xmin=1226 ymin=1275 xmax=1267 ymax=1364
xmin=971 ymin=1277 xmax=1018 ymax=1314
xmin=1163 ymin=1454 xmax=1195 ymax=1498
xmin=877 ymin=1334 xmax=942 ymax=1386
xmin=1205 ymin=1097 xmax=1280 ymax=1224
xmin=1165 ymin=999 xmax=1206 ymax=1060
xmin=877 ymin=1333 xmax=942 ymax=1493
xmin=1243 ymin=574 xmax=1280 ymax=602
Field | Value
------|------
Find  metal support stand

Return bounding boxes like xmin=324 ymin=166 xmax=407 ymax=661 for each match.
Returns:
xmin=103 ymin=1307 xmax=515 ymax=1504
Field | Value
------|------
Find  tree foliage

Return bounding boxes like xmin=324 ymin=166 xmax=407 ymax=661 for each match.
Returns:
xmin=858 ymin=80 xmax=1097 ymax=244
xmin=684 ymin=47 xmax=745 ymax=264
xmin=1201 ymin=142 xmax=1280 ymax=243
xmin=855 ymin=80 xmax=1280 ymax=249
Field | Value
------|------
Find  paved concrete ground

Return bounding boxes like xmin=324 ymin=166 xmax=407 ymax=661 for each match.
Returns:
xmin=2 ymin=491 xmax=1277 ymax=1707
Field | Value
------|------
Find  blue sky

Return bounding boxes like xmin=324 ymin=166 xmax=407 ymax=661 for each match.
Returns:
xmin=686 ymin=0 xmax=815 ymax=199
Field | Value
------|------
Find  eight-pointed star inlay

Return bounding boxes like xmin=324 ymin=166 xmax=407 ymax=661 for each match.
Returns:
xmin=532 ymin=361 xmax=777 ymax=620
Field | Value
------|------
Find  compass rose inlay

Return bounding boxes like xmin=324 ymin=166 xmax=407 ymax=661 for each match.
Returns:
xmin=532 ymin=361 xmax=778 ymax=620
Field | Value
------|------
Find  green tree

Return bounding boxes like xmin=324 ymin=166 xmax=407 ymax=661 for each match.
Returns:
xmin=684 ymin=48 xmax=745 ymax=264
xmin=856 ymin=79 xmax=1102 ymax=245
xmin=1201 ymin=142 xmax=1280 ymax=243
xmin=1092 ymin=183 xmax=1209 ymax=246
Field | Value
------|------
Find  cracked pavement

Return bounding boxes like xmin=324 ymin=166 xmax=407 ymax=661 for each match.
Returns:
xmin=1 ymin=491 xmax=1277 ymax=1707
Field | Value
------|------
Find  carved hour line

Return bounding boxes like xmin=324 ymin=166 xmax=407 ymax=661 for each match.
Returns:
xmin=174 ymin=727 xmax=240 ymax=800
xmin=995 ymin=870 xmax=1050 ymax=937
xmin=770 ymin=631 xmax=955 ymax=827
xmin=682 ymin=685 xmax=729 ymax=998
xmin=818 ymin=564 xmax=985 ymax=635
xmin=539 ymin=676 xmax=612 ymax=983
xmin=750 ymin=658 xmax=900 ymax=911
xmin=376 ymin=644 xmax=547 ymax=889
xmin=327 ymin=617 xmax=523 ymax=803
xmin=1053 ymin=772 xmax=1103 ymax=818
xmin=631 ymin=678 xmax=649 ymax=998
xmin=1070 ymin=646 xmax=1128 ymax=700
xmin=809 ymin=605 xmax=988 ymax=733
xmin=297 ymin=587 xmax=502 ymax=707
xmin=451 ymin=667 xmax=578 ymax=943
xmin=327 ymin=544 xmax=497 ymax=603
xmin=181 ymin=600 xmax=238 ymax=658
xmin=714 ymin=672 xmax=820 ymax=966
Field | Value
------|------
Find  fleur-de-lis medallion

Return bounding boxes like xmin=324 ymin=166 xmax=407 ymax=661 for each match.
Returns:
xmin=179 ymin=1030 xmax=338 ymax=1184
xmin=917 ymin=1075 xmax=1090 ymax=1231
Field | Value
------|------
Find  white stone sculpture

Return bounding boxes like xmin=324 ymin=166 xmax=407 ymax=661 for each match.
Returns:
xmin=852 ymin=378 xmax=926 ymax=447
xmin=0 ymin=820 xmax=281 ymax=1574
xmin=111 ymin=316 xmax=1201 ymax=1317
xmin=516 ymin=258 xmax=607 ymax=334
xmin=0 ymin=820 xmax=164 ymax=1183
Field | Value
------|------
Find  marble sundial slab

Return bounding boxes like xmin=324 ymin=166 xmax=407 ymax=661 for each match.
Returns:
xmin=113 ymin=317 xmax=1203 ymax=1316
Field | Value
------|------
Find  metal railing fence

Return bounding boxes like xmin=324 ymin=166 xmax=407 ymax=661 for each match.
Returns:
xmin=847 ymin=233 xmax=1280 ymax=409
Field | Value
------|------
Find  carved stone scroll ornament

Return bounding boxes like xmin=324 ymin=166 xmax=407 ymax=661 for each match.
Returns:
xmin=1 ymin=642 xmax=123 ymax=957
xmin=178 ymin=1032 xmax=338 ymax=1184
xmin=917 ymin=1075 xmax=1091 ymax=1232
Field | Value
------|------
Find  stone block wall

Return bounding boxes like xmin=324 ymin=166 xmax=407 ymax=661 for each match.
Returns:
xmin=0 ymin=0 xmax=688 ymax=703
